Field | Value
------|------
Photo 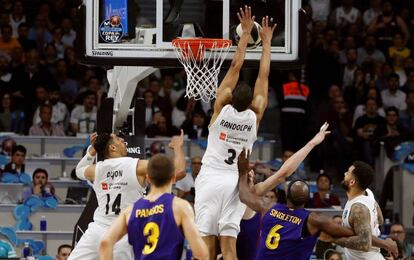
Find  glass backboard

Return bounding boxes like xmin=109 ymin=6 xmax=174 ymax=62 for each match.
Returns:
xmin=78 ymin=0 xmax=306 ymax=68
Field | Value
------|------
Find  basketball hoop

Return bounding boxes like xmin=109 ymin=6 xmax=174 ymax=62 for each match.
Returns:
xmin=172 ymin=38 xmax=232 ymax=102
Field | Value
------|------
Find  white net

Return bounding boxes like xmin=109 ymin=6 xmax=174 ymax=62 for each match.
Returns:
xmin=172 ymin=39 xmax=232 ymax=102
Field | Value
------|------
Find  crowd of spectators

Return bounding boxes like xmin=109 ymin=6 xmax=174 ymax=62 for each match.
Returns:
xmin=0 ymin=0 xmax=413 ymax=208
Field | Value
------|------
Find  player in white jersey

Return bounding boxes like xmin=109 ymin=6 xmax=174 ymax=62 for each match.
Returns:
xmin=68 ymin=132 xmax=185 ymax=260
xmin=194 ymin=6 xmax=276 ymax=259
xmin=333 ymin=161 xmax=398 ymax=260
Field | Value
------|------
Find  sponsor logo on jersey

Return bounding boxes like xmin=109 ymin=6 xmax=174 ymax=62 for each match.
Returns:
xmin=219 ymin=132 xmax=226 ymax=140
xmin=102 ymin=183 xmax=108 ymax=190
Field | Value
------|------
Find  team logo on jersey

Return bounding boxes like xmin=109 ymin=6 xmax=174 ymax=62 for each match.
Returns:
xmin=219 ymin=132 xmax=227 ymax=141
xmin=102 ymin=183 xmax=108 ymax=190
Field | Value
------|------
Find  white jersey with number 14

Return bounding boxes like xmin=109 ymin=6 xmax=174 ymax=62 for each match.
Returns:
xmin=92 ymin=157 xmax=145 ymax=227
xmin=202 ymin=104 xmax=257 ymax=173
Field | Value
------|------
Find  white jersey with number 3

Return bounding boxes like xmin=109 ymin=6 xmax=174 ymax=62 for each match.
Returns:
xmin=342 ymin=193 xmax=384 ymax=260
xmin=202 ymin=104 xmax=257 ymax=173
xmin=93 ymin=157 xmax=145 ymax=227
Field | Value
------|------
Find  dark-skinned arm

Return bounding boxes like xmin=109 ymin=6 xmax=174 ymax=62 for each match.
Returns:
xmin=238 ymin=149 xmax=271 ymax=214
xmin=308 ymin=213 xmax=354 ymax=237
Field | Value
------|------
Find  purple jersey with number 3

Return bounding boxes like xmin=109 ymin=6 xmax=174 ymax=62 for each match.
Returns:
xmin=128 ymin=193 xmax=184 ymax=260
xmin=256 ymin=203 xmax=318 ymax=260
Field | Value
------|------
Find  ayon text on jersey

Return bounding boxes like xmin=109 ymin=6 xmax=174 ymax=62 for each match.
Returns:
xmin=107 ymin=170 xmax=123 ymax=179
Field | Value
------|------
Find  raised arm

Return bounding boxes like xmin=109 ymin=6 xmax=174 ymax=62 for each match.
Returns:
xmin=253 ymin=123 xmax=330 ymax=196
xmin=168 ymin=130 xmax=186 ymax=181
xmin=210 ymin=6 xmax=254 ymax=125
xmin=333 ymin=203 xmax=372 ymax=252
xmin=237 ymin=150 xmax=272 ymax=214
xmin=175 ymin=198 xmax=209 ymax=260
xmin=99 ymin=207 xmax=131 ymax=260
xmin=136 ymin=131 xmax=186 ymax=181
xmin=250 ymin=16 xmax=277 ymax=126
xmin=76 ymin=133 xmax=98 ymax=181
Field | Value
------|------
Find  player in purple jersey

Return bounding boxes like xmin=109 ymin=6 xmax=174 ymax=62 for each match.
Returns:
xmin=238 ymin=159 xmax=354 ymax=259
xmin=99 ymin=154 xmax=208 ymax=260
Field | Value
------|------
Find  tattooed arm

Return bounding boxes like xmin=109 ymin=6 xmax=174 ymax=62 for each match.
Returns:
xmin=333 ymin=203 xmax=372 ymax=252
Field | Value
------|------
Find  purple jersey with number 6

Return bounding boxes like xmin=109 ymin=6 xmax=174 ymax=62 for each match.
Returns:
xmin=128 ymin=193 xmax=184 ymax=260
xmin=256 ymin=203 xmax=318 ymax=260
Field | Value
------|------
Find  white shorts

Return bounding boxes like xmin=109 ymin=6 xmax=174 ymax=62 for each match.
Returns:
xmin=194 ymin=168 xmax=246 ymax=238
xmin=68 ymin=222 xmax=133 ymax=260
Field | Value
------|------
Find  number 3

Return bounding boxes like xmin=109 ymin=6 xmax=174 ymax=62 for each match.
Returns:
xmin=265 ymin=224 xmax=283 ymax=250
xmin=224 ymin=149 xmax=236 ymax=165
xmin=142 ymin=222 xmax=160 ymax=255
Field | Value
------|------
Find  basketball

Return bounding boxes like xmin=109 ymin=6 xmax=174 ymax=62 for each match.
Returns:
xmin=109 ymin=15 xmax=121 ymax=26
xmin=233 ymin=21 xmax=262 ymax=49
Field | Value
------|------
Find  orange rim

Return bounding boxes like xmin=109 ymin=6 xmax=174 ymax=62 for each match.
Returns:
xmin=172 ymin=38 xmax=232 ymax=61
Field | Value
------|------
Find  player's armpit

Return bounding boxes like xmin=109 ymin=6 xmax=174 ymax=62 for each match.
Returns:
xmin=175 ymin=198 xmax=209 ymax=260
xmin=333 ymin=203 xmax=372 ymax=252
xmin=99 ymin=207 xmax=131 ymax=260
xmin=308 ymin=213 xmax=354 ymax=237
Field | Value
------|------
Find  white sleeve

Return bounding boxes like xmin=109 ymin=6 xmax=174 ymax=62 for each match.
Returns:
xmin=75 ymin=146 xmax=96 ymax=180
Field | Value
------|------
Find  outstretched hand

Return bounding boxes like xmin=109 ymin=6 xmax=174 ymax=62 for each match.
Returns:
xmin=237 ymin=5 xmax=255 ymax=34
xmin=238 ymin=149 xmax=251 ymax=176
xmin=88 ymin=132 xmax=98 ymax=156
xmin=259 ymin=16 xmax=277 ymax=45
xmin=309 ymin=122 xmax=331 ymax=147
xmin=169 ymin=129 xmax=184 ymax=150
xmin=383 ymin=238 xmax=398 ymax=259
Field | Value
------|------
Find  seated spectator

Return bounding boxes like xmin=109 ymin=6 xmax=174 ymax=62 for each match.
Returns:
xmin=29 ymin=103 xmax=65 ymax=136
xmin=61 ymin=18 xmax=76 ymax=47
xmin=143 ymin=90 xmax=160 ymax=126
xmin=367 ymin=1 xmax=410 ymax=53
xmin=55 ymin=59 xmax=79 ymax=107
xmin=175 ymin=156 xmax=201 ymax=204
xmin=363 ymin=0 xmax=382 ymax=27
xmin=402 ymin=69 xmax=414 ymax=93
xmin=0 ymin=137 xmax=16 ymax=156
xmin=0 ymin=24 xmax=21 ymax=55
xmin=326 ymin=250 xmax=343 ymax=260
xmin=310 ymin=173 xmax=341 ymax=208
xmin=388 ymin=33 xmax=411 ymax=74
xmin=315 ymin=215 xmax=344 ymax=259
xmin=16 ymin=22 xmax=36 ymax=51
xmin=353 ymin=98 xmax=386 ymax=165
xmin=373 ymin=107 xmax=408 ymax=158
xmin=146 ymin=112 xmax=180 ymax=138
xmin=3 ymin=144 xmax=26 ymax=174
xmin=388 ymin=223 xmax=413 ymax=259
xmin=56 ymin=244 xmax=72 ymax=260
xmin=328 ymin=0 xmax=361 ymax=38
xmin=181 ymin=110 xmax=209 ymax=139
xmin=357 ymin=35 xmax=386 ymax=66
xmin=0 ymin=92 xmax=25 ymax=133
xmin=33 ymin=88 xmax=68 ymax=127
xmin=0 ymin=55 xmax=12 ymax=93
xmin=22 ymin=168 xmax=55 ymax=201
xmin=353 ymin=88 xmax=385 ymax=126
xmin=70 ymin=91 xmax=97 ymax=135
xmin=9 ymin=0 xmax=26 ymax=38
xmin=381 ymin=73 xmax=407 ymax=110
xmin=399 ymin=91 xmax=414 ymax=133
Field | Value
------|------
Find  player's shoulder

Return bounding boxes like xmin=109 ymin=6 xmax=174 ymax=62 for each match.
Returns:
xmin=172 ymin=196 xmax=193 ymax=215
